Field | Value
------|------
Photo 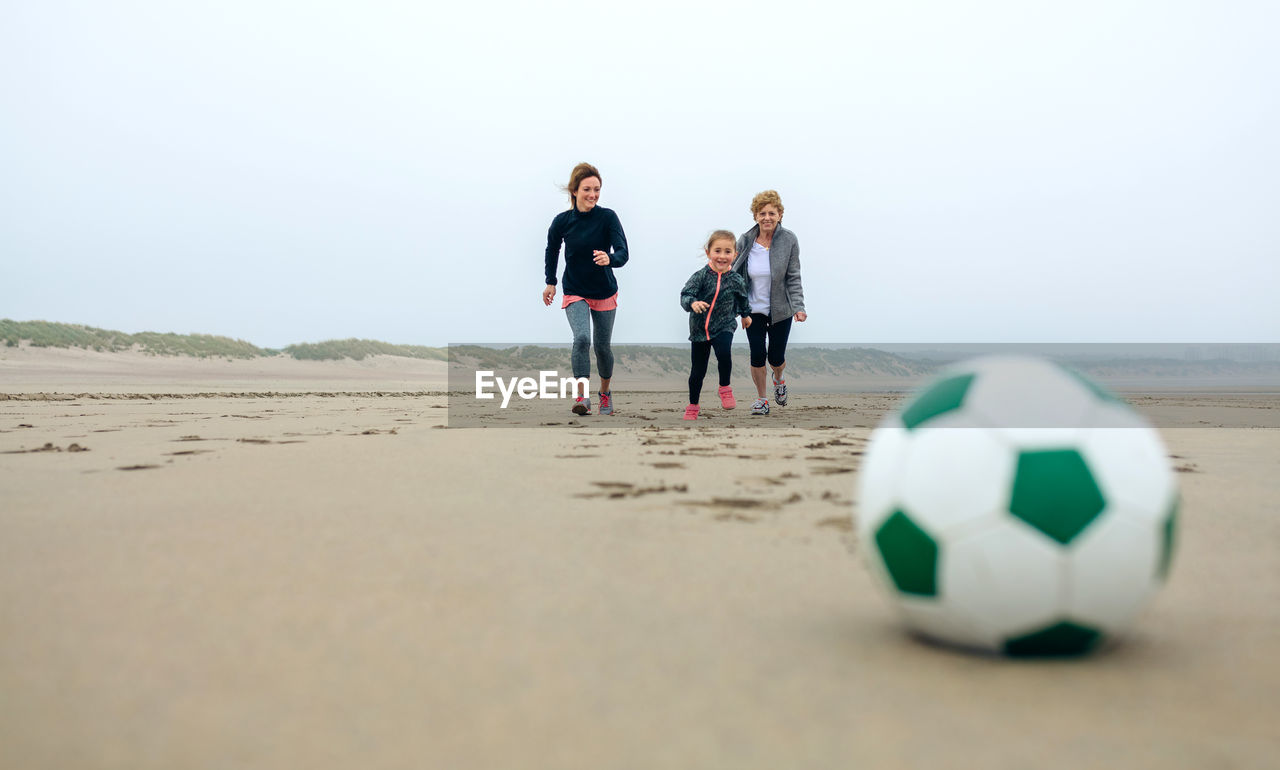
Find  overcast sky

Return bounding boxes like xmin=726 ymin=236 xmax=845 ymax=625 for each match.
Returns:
xmin=3 ymin=1 xmax=1277 ymax=348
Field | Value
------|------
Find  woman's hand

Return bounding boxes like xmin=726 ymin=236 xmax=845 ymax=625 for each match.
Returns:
xmin=593 ymin=250 xmax=610 ymax=266
xmin=742 ymin=316 xmax=752 ymax=329
xmin=542 ymin=285 xmax=556 ymax=306
xmin=794 ymin=311 xmax=807 ymax=322
xmin=690 ymin=301 xmax=710 ymax=313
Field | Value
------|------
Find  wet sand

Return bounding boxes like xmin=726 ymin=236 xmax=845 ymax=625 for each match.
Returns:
xmin=1 ymin=351 xmax=1278 ymax=768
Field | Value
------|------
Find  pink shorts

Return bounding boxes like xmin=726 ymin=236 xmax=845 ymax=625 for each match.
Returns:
xmin=562 ymin=293 xmax=618 ymax=311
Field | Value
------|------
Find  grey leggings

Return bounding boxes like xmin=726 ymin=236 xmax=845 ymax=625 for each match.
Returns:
xmin=565 ymin=300 xmax=615 ymax=380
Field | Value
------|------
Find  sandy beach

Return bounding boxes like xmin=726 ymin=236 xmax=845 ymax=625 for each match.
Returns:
xmin=2 ymin=350 xmax=1278 ymax=768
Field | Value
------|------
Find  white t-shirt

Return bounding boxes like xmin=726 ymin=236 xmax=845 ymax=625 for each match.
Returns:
xmin=746 ymin=241 xmax=772 ymax=315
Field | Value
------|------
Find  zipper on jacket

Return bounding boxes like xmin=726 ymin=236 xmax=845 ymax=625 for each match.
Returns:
xmin=704 ymin=270 xmax=722 ymax=341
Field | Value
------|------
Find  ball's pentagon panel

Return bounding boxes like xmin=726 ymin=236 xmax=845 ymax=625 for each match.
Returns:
xmin=1009 ymin=448 xmax=1107 ymax=545
xmin=874 ymin=510 xmax=939 ymax=597
xmin=1003 ymin=621 xmax=1103 ymax=657
xmin=900 ymin=373 xmax=975 ymax=430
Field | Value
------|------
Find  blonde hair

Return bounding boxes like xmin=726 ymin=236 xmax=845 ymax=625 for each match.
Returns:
xmin=563 ymin=162 xmax=602 ymax=207
xmin=750 ymin=189 xmax=784 ymax=218
xmin=704 ymin=230 xmax=736 ymax=251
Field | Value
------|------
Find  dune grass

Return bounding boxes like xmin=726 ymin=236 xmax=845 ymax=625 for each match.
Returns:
xmin=1 ymin=320 xmax=267 ymax=358
xmin=1 ymin=320 xmax=449 ymax=362
xmin=283 ymin=339 xmax=447 ymax=361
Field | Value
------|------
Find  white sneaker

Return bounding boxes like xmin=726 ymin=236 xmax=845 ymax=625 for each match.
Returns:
xmin=750 ymin=398 xmax=770 ymax=415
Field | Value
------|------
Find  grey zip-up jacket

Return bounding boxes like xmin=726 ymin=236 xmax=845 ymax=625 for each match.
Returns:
xmin=731 ymin=224 xmax=805 ymax=324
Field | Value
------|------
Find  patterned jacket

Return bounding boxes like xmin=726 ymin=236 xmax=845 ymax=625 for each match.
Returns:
xmin=680 ymin=266 xmax=751 ymax=342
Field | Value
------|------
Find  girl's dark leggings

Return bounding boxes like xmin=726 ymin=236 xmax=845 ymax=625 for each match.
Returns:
xmin=689 ymin=331 xmax=734 ymax=404
xmin=745 ymin=313 xmax=792 ymax=368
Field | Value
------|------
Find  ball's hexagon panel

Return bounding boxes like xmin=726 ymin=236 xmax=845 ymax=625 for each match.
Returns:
xmin=898 ymin=597 xmax=998 ymax=652
xmin=1077 ymin=425 xmax=1176 ymax=524
xmin=899 ymin=426 xmax=1013 ymax=538
xmin=995 ymin=426 xmax=1083 ymax=453
xmin=941 ymin=523 xmax=1066 ymax=639
xmin=1065 ymin=511 xmax=1161 ymax=632
xmin=1009 ymin=448 xmax=1106 ymax=545
xmin=874 ymin=509 xmax=940 ymax=597
xmin=962 ymin=356 xmax=1099 ymax=432
xmin=855 ymin=426 xmax=911 ymax=538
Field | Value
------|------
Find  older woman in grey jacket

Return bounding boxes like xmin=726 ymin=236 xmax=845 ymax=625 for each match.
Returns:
xmin=732 ymin=189 xmax=807 ymax=415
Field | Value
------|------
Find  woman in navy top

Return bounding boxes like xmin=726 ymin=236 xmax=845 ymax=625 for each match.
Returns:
xmin=542 ymin=162 xmax=630 ymax=416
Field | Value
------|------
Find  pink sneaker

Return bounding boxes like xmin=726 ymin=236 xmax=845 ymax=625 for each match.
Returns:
xmin=718 ymin=385 xmax=736 ymax=409
xmin=683 ymin=403 xmax=700 ymax=420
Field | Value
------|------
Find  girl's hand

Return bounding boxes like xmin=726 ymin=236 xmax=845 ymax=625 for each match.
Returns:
xmin=593 ymin=250 xmax=610 ymax=266
xmin=742 ymin=316 xmax=752 ymax=329
xmin=794 ymin=311 xmax=807 ymax=322
xmin=542 ymin=285 xmax=556 ymax=306
xmin=690 ymin=301 xmax=710 ymax=313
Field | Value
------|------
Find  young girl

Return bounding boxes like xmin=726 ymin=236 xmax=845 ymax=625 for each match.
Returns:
xmin=679 ymin=231 xmax=752 ymax=420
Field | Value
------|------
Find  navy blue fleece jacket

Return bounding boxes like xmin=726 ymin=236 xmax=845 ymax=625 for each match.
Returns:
xmin=544 ymin=206 xmax=630 ymax=299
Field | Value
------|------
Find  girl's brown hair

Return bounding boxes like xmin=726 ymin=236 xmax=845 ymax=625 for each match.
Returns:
xmin=704 ymin=230 xmax=736 ymax=251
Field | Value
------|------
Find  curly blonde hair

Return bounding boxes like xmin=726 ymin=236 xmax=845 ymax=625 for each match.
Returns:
xmin=750 ymin=190 xmax=784 ymax=218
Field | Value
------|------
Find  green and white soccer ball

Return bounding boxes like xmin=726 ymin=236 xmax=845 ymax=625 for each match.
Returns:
xmin=856 ymin=355 xmax=1179 ymax=656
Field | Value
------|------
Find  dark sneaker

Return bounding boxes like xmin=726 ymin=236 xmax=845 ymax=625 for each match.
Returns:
xmin=774 ymin=379 xmax=788 ymax=406
xmin=599 ymin=391 xmax=613 ymax=415
xmin=750 ymin=398 xmax=770 ymax=415
xmin=572 ymin=396 xmax=591 ymax=415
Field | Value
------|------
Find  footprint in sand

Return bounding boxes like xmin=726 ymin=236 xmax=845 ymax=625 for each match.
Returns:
xmin=804 ymin=438 xmax=859 ymax=449
xmin=815 ymin=516 xmax=853 ymax=532
xmin=714 ymin=512 xmax=759 ymax=523
xmin=682 ymin=497 xmax=778 ymax=513
xmin=578 ymin=481 xmax=688 ymax=499
xmin=810 ymin=466 xmax=854 ymax=476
